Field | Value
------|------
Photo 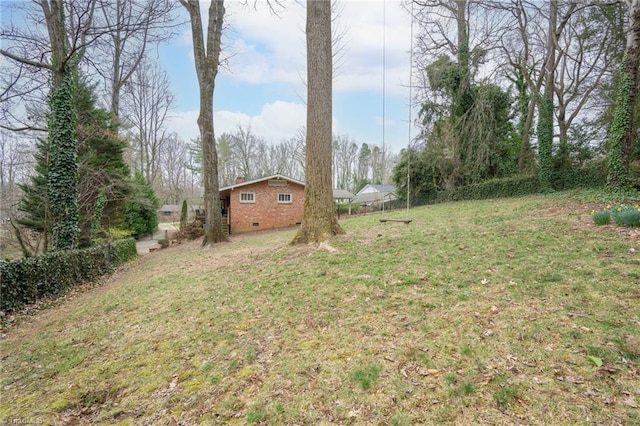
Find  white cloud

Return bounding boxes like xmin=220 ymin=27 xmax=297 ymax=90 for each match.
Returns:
xmin=215 ymin=0 xmax=412 ymax=96
xmin=166 ymin=100 xmax=307 ymax=144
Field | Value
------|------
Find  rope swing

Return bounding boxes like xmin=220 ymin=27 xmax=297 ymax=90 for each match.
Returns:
xmin=379 ymin=0 xmax=414 ymax=225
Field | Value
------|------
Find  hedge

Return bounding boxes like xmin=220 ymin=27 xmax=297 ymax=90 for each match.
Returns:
xmin=0 ymin=238 xmax=137 ymax=313
xmin=435 ymin=174 xmax=541 ymax=203
xmin=410 ymin=166 xmax=609 ymax=207
xmin=551 ymin=163 xmax=608 ymax=191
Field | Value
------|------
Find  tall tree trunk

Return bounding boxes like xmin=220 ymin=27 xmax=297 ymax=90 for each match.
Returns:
xmin=291 ymin=0 xmax=344 ymax=244
xmin=537 ymin=0 xmax=557 ymax=191
xmin=622 ymin=0 xmax=640 ymax=167
xmin=43 ymin=0 xmax=80 ymax=249
xmin=607 ymin=0 xmax=640 ymax=187
xmin=180 ymin=0 xmax=227 ymax=245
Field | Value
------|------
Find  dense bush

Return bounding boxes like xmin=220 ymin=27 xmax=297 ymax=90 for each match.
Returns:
xmin=552 ymin=162 xmax=608 ymax=191
xmin=176 ymin=220 xmax=204 ymax=241
xmin=409 ymin=165 xmax=607 ymax=206
xmin=435 ymin=174 xmax=540 ymax=203
xmin=0 ymin=238 xmax=137 ymax=313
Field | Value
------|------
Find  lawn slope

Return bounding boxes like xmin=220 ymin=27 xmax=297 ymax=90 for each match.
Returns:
xmin=1 ymin=194 xmax=639 ymax=425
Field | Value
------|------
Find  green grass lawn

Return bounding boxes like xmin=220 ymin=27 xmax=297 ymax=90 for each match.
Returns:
xmin=2 ymin=192 xmax=639 ymax=425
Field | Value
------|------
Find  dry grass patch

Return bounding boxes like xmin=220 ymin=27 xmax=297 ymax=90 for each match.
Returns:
xmin=1 ymin=192 xmax=639 ymax=425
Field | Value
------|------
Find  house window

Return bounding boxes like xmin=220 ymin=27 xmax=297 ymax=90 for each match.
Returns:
xmin=278 ymin=193 xmax=292 ymax=204
xmin=240 ymin=192 xmax=255 ymax=203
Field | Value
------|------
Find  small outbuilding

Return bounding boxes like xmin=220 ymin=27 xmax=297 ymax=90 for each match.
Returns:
xmin=158 ymin=204 xmax=181 ymax=221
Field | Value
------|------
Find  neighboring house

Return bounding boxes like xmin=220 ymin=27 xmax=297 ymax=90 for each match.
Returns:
xmin=353 ymin=184 xmax=398 ymax=207
xmin=333 ymin=189 xmax=355 ymax=216
xmin=219 ymin=174 xmax=305 ymax=234
xmin=158 ymin=204 xmax=181 ymax=221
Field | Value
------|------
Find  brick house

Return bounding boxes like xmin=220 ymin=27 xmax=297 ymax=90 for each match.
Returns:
xmin=219 ymin=174 xmax=305 ymax=234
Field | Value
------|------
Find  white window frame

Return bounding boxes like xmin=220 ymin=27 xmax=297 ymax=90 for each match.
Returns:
xmin=277 ymin=193 xmax=293 ymax=204
xmin=239 ymin=192 xmax=255 ymax=203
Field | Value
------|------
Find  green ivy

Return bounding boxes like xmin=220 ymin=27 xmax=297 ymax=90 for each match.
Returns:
xmin=91 ymin=191 xmax=107 ymax=243
xmin=537 ymin=94 xmax=553 ymax=192
xmin=48 ymin=64 xmax=80 ymax=250
xmin=0 ymin=238 xmax=137 ymax=313
xmin=435 ymin=174 xmax=540 ymax=203
xmin=606 ymin=74 xmax=631 ymax=189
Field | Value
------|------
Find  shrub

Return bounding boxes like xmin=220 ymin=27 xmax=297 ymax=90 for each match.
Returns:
xmin=552 ymin=161 xmax=607 ymax=191
xmin=180 ymin=200 xmax=188 ymax=229
xmin=611 ymin=205 xmax=640 ymax=227
xmin=436 ymin=174 xmax=540 ymax=203
xmin=176 ymin=220 xmax=204 ymax=241
xmin=0 ymin=238 xmax=137 ymax=313
xmin=125 ymin=171 xmax=159 ymax=238
xmin=591 ymin=210 xmax=612 ymax=226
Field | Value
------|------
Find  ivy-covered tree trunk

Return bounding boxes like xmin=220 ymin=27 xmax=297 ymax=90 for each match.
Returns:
xmin=537 ymin=94 xmax=553 ymax=191
xmin=607 ymin=0 xmax=640 ymax=188
xmin=48 ymin=65 xmax=80 ymax=250
xmin=513 ymin=60 xmax=534 ymax=174
xmin=607 ymin=77 xmax=631 ymax=188
xmin=622 ymin=0 xmax=640 ymax=167
xmin=608 ymin=0 xmax=640 ymax=188
xmin=537 ymin=0 xmax=557 ymax=192
xmin=291 ymin=0 xmax=344 ymax=244
xmin=453 ymin=0 xmax=474 ymax=186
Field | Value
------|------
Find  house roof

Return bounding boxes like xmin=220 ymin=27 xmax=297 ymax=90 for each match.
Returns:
xmin=159 ymin=204 xmax=181 ymax=212
xmin=333 ymin=189 xmax=355 ymax=200
xmin=219 ymin=174 xmax=305 ymax=193
xmin=356 ymin=183 xmax=397 ymax=195
xmin=353 ymin=191 xmax=398 ymax=205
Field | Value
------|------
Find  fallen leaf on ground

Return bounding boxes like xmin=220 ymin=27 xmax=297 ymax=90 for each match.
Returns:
xmin=418 ymin=368 xmax=441 ymax=377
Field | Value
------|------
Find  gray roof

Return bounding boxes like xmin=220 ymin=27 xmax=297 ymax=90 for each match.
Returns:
xmin=353 ymin=191 xmax=398 ymax=205
xmin=159 ymin=204 xmax=181 ymax=212
xmin=371 ymin=184 xmax=396 ymax=193
xmin=357 ymin=184 xmax=397 ymax=194
xmin=333 ymin=189 xmax=355 ymax=200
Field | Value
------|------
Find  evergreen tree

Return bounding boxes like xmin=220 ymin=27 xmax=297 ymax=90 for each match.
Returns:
xmin=17 ymin=79 xmax=132 ymax=250
xmin=16 ymin=138 xmax=52 ymax=254
xmin=180 ymin=200 xmax=188 ymax=229
xmin=125 ymin=171 xmax=159 ymax=238
xmin=75 ymin=81 xmax=131 ymax=246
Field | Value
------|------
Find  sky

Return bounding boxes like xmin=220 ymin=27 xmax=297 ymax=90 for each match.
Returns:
xmin=160 ymin=0 xmax=419 ymax=154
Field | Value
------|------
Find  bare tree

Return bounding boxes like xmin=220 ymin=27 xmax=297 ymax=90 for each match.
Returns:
xmin=180 ymin=0 xmax=228 ymax=245
xmin=92 ymin=0 xmax=180 ymax=124
xmin=489 ymin=0 xmax=582 ymax=173
xmin=553 ymin=4 xmax=616 ymax=169
xmin=229 ymin=124 xmax=258 ymax=180
xmin=292 ymin=0 xmax=344 ymax=244
xmin=333 ymin=134 xmax=358 ymax=190
xmin=0 ymin=0 xmax=101 ymax=132
xmin=217 ymin=133 xmax=236 ymax=187
xmin=0 ymin=131 xmax=33 ymax=218
xmin=159 ymin=132 xmax=188 ymax=204
xmin=121 ymin=56 xmax=174 ymax=186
